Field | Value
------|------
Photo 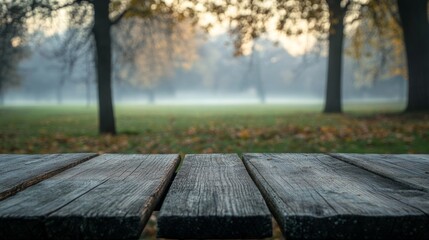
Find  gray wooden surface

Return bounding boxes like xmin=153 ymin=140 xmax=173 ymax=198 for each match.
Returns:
xmin=0 ymin=154 xmax=180 ymax=240
xmin=331 ymin=153 xmax=429 ymax=192
xmin=0 ymin=153 xmax=96 ymax=200
xmin=243 ymin=153 xmax=429 ymax=240
xmin=157 ymin=154 xmax=272 ymax=239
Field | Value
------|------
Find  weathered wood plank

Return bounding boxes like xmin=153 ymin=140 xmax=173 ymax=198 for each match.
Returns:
xmin=243 ymin=153 xmax=429 ymax=240
xmin=0 ymin=153 xmax=97 ymax=200
xmin=157 ymin=154 xmax=272 ymax=239
xmin=0 ymin=154 xmax=180 ymax=240
xmin=331 ymin=153 xmax=429 ymax=192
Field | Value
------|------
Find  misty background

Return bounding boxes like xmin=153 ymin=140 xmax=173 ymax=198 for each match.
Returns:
xmin=3 ymin=22 xmax=406 ymax=106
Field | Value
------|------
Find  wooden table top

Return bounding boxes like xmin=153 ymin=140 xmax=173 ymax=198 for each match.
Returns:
xmin=0 ymin=153 xmax=428 ymax=240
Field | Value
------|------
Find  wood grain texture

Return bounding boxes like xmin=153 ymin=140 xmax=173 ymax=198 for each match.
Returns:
xmin=157 ymin=154 xmax=272 ymax=239
xmin=0 ymin=154 xmax=180 ymax=240
xmin=0 ymin=153 xmax=97 ymax=200
xmin=243 ymin=153 xmax=429 ymax=240
xmin=331 ymin=153 xmax=429 ymax=192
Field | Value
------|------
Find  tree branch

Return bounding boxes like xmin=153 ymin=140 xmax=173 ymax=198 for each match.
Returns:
xmin=343 ymin=0 xmax=352 ymax=11
xmin=111 ymin=8 xmax=128 ymax=25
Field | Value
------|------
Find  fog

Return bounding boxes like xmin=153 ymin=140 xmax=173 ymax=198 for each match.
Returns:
xmin=4 ymin=30 xmax=407 ymax=106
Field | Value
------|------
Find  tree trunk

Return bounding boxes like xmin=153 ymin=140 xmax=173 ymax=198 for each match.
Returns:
xmin=256 ymin=80 xmax=266 ymax=104
xmin=93 ymin=0 xmax=116 ymax=134
xmin=0 ymin=87 xmax=4 ymax=106
xmin=147 ymin=89 xmax=155 ymax=104
xmin=86 ymin=77 xmax=91 ymax=107
xmin=323 ymin=1 xmax=346 ymax=113
xmin=398 ymin=0 xmax=429 ymax=111
xmin=57 ymin=82 xmax=64 ymax=105
xmin=254 ymin=50 xmax=266 ymax=104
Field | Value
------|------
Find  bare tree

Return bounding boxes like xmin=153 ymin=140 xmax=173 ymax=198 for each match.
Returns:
xmin=10 ymin=0 xmax=192 ymax=134
xmin=0 ymin=1 xmax=30 ymax=104
xmin=240 ymin=43 xmax=265 ymax=103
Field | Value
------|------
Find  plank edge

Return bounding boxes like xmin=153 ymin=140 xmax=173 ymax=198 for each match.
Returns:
xmin=241 ymin=154 xmax=288 ymax=238
xmin=329 ymin=153 xmax=428 ymax=193
xmin=0 ymin=153 xmax=98 ymax=201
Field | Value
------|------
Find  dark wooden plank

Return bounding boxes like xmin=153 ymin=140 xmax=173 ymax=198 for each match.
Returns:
xmin=0 ymin=153 xmax=97 ymax=200
xmin=157 ymin=154 xmax=272 ymax=239
xmin=243 ymin=153 xmax=429 ymax=240
xmin=331 ymin=153 xmax=429 ymax=192
xmin=0 ymin=154 xmax=180 ymax=240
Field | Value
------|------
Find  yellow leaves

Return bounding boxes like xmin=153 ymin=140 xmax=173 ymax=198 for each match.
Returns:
xmin=183 ymin=136 xmax=201 ymax=145
xmin=237 ymin=128 xmax=251 ymax=139
xmin=318 ymin=126 xmax=336 ymax=142
xmin=347 ymin=0 xmax=407 ymax=83
xmin=110 ymin=1 xmax=123 ymax=12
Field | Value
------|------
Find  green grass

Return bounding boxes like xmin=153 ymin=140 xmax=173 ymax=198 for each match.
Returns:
xmin=1 ymin=103 xmax=428 ymax=154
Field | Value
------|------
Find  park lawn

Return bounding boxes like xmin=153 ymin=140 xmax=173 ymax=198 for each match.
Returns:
xmin=1 ymin=103 xmax=428 ymax=155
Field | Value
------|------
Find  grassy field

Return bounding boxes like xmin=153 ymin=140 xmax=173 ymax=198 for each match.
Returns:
xmin=1 ymin=103 xmax=428 ymax=239
xmin=1 ymin=103 xmax=428 ymax=154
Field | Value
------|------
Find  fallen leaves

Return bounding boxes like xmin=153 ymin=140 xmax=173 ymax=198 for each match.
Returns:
xmin=1 ymin=112 xmax=429 ymax=154
xmin=237 ymin=129 xmax=251 ymax=139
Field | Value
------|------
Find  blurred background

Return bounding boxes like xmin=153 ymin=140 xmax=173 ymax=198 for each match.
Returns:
xmin=0 ymin=0 xmax=428 ymax=155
